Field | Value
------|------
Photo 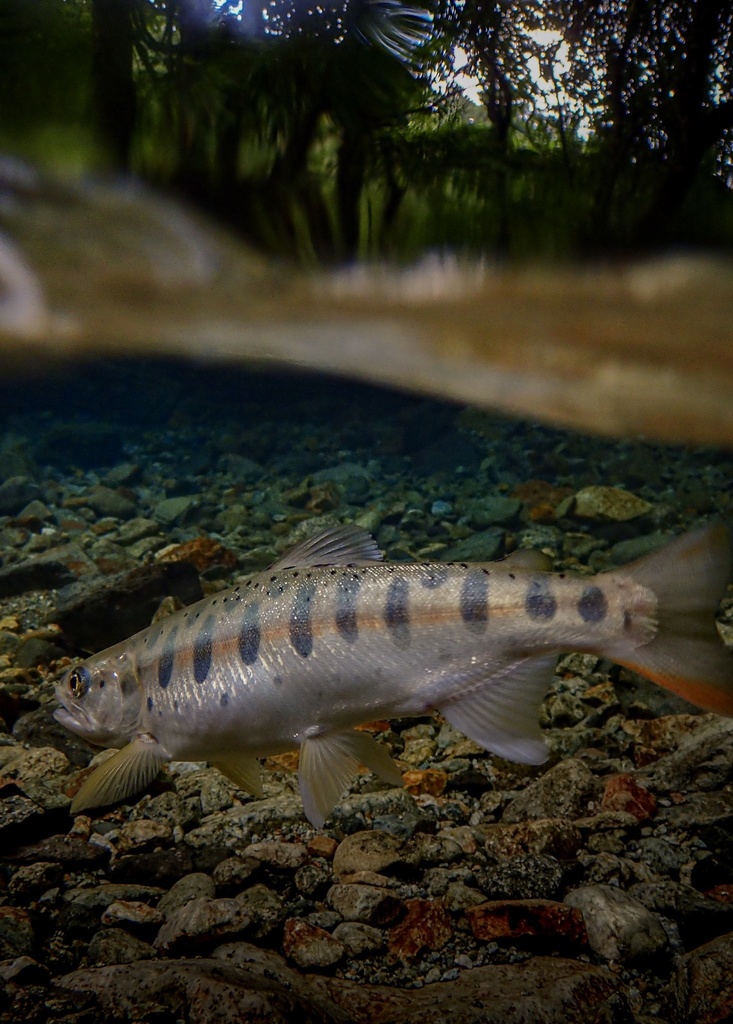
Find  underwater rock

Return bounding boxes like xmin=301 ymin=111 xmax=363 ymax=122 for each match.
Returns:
xmin=564 ymin=884 xmax=668 ymax=961
xmin=501 ymin=759 xmax=598 ymax=824
xmin=665 ymin=931 xmax=733 ymax=1024
xmin=0 ymin=543 xmax=96 ymax=597
xmin=283 ymin=918 xmax=346 ymax=970
xmin=566 ymin=486 xmax=654 ymax=522
xmin=0 ymin=477 xmax=40 ymax=516
xmin=53 ymin=560 xmax=203 ymax=651
xmin=466 ymin=899 xmax=587 ymax=947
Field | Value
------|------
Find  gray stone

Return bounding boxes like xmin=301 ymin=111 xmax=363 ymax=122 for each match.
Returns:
xmin=333 ymin=830 xmax=405 ymax=877
xmin=244 ymin=840 xmax=308 ymax=871
xmin=153 ymin=495 xmax=199 ymax=525
xmin=53 ymin=560 xmax=203 ymax=650
xmin=0 ymin=907 xmax=33 ymax=958
xmin=564 ymin=884 xmax=668 ymax=961
xmin=482 ymin=854 xmax=564 ymax=901
xmin=639 ymin=717 xmax=733 ymax=793
xmin=502 ymin=759 xmax=599 ymax=824
xmin=87 ymin=927 xmax=156 ymax=965
xmin=157 ymin=873 xmax=216 ymax=915
xmin=0 ymin=476 xmax=40 ymax=515
xmin=441 ymin=528 xmax=505 ymax=562
xmin=327 ymin=883 xmax=402 ymax=925
xmin=14 ymin=635 xmax=66 ymax=667
xmin=458 ymin=496 xmax=521 ymax=527
xmin=85 ymin=485 xmax=137 ymax=520
xmin=0 ymin=543 xmax=96 ymax=597
xmin=630 ymin=880 xmax=733 ymax=949
xmin=331 ymin=922 xmax=384 ymax=956
xmin=154 ymin=884 xmax=284 ymax=953
xmin=610 ymin=532 xmax=670 ymax=565
xmin=116 ymin=517 xmax=161 ymax=545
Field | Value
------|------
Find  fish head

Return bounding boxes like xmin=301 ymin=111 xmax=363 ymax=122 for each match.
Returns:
xmin=54 ymin=650 xmax=141 ymax=748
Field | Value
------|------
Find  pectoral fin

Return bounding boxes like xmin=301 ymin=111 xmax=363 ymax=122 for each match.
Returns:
xmin=71 ymin=734 xmax=168 ymax=814
xmin=299 ymin=730 xmax=402 ymax=827
xmin=440 ymin=656 xmax=556 ymax=765
xmin=212 ymin=755 xmax=263 ymax=798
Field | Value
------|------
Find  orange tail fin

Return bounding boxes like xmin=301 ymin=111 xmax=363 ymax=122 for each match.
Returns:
xmin=602 ymin=521 xmax=733 ymax=715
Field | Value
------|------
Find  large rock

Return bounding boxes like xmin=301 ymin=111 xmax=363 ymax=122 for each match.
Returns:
xmin=53 ymin=561 xmax=203 ymax=650
xmin=55 ymin=949 xmax=628 ymax=1024
xmin=665 ymin=930 xmax=733 ymax=1024
xmin=0 ymin=544 xmax=96 ymax=597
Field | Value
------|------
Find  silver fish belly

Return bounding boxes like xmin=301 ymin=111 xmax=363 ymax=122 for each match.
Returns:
xmin=55 ymin=521 xmax=733 ymax=826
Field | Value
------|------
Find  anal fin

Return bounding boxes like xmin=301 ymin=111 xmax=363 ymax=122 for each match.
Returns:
xmin=440 ymin=655 xmax=557 ymax=765
xmin=71 ymin=734 xmax=168 ymax=814
xmin=299 ymin=730 xmax=402 ymax=828
xmin=212 ymin=755 xmax=263 ymax=798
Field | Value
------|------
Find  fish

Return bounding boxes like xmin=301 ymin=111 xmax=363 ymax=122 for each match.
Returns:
xmin=54 ymin=520 xmax=733 ymax=827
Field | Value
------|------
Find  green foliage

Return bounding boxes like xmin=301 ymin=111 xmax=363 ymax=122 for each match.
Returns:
xmin=1 ymin=0 xmax=732 ymax=259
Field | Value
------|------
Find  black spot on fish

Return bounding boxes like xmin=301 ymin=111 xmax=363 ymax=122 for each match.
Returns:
xmin=158 ymin=626 xmax=178 ymax=689
xmin=147 ymin=696 xmax=153 ymax=712
xmin=525 ymin=577 xmax=557 ymax=620
xmin=239 ymin=603 xmax=261 ymax=665
xmin=220 ymin=692 xmax=229 ymax=707
xmin=273 ymin=675 xmax=283 ymax=687
xmin=98 ymin=680 xmax=105 ymax=689
xmin=577 ymin=585 xmax=608 ymax=623
xmin=420 ymin=566 xmax=448 ymax=589
xmin=385 ymin=577 xmax=410 ymax=648
xmin=460 ymin=570 xmax=488 ymax=632
xmin=623 ymin=610 xmax=633 ymax=632
xmin=290 ymin=580 xmax=316 ymax=657
xmin=193 ymin=615 xmax=215 ymax=684
xmin=335 ymin=573 xmax=361 ymax=643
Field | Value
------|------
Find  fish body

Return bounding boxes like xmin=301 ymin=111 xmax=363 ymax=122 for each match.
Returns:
xmin=55 ymin=521 xmax=733 ymax=826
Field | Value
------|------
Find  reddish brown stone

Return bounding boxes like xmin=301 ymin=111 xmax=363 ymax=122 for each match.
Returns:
xmin=601 ymin=774 xmax=657 ymax=822
xmin=403 ymin=769 xmax=448 ymax=797
xmin=466 ymin=899 xmax=588 ymax=946
xmin=388 ymin=899 xmax=452 ymax=962
xmin=157 ymin=537 xmax=237 ymax=572
xmin=705 ymin=884 xmax=733 ymax=905
xmin=306 ymin=835 xmax=338 ymax=860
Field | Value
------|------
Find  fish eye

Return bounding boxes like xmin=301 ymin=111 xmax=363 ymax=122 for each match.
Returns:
xmin=68 ymin=666 xmax=90 ymax=699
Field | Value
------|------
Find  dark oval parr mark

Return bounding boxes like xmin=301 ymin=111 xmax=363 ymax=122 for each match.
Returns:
xmin=525 ymin=577 xmax=557 ymax=620
xmin=385 ymin=577 xmax=410 ymax=648
xmin=335 ymin=574 xmax=361 ymax=643
xmin=460 ymin=570 xmax=488 ymax=632
xmin=290 ymin=581 xmax=316 ymax=657
xmin=577 ymin=584 xmax=608 ymax=623
xmin=239 ymin=603 xmax=261 ymax=665
xmin=192 ymin=616 xmax=215 ymax=684
xmin=158 ymin=625 xmax=178 ymax=689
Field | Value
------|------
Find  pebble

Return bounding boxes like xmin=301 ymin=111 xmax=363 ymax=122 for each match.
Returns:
xmin=333 ymin=830 xmax=406 ymax=877
xmin=282 ymin=918 xmax=345 ymax=969
xmin=332 ymin=921 xmax=384 ymax=956
xmin=327 ymin=883 xmax=403 ymax=925
xmin=568 ymin=486 xmax=654 ymax=521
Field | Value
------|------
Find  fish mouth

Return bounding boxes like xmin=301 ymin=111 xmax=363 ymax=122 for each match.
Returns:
xmin=53 ymin=702 xmax=93 ymax=737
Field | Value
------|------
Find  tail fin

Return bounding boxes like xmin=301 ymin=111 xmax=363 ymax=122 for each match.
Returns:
xmin=602 ymin=521 xmax=733 ymax=715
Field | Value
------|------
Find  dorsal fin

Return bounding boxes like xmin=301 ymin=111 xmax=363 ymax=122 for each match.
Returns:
xmin=268 ymin=524 xmax=384 ymax=571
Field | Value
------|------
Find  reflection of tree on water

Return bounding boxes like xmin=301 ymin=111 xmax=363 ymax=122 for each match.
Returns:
xmin=0 ymin=0 xmax=732 ymax=262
